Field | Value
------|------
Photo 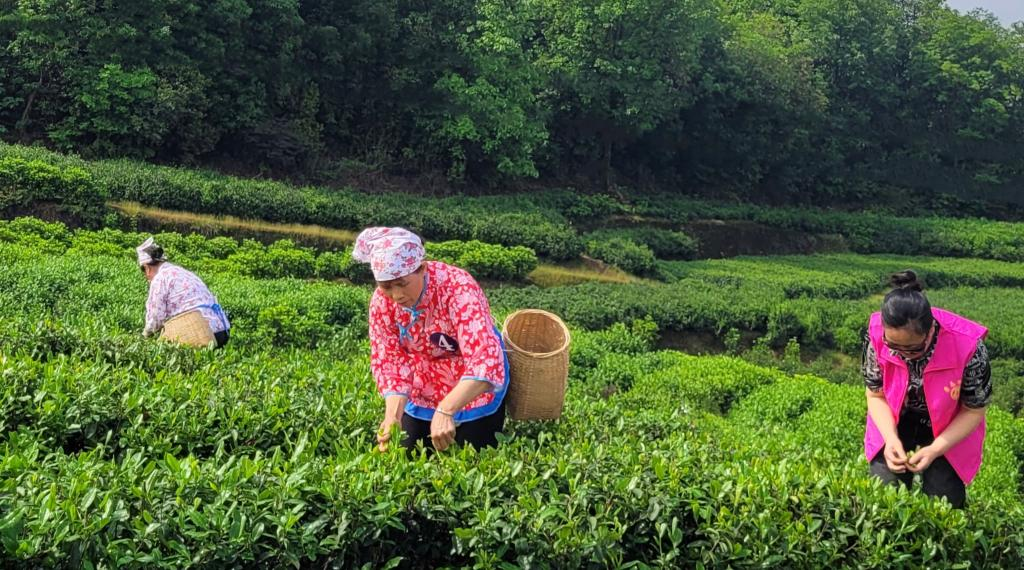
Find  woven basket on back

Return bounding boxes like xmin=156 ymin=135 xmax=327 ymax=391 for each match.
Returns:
xmin=160 ymin=309 xmax=215 ymax=348
xmin=501 ymin=309 xmax=571 ymax=421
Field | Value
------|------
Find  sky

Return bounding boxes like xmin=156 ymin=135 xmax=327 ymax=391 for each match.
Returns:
xmin=945 ymin=0 xmax=1024 ymax=25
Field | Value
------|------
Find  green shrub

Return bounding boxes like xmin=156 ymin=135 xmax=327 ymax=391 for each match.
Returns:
xmin=647 ymin=195 xmax=1024 ymax=262
xmin=314 ymin=249 xmax=374 ymax=283
xmin=472 ymin=213 xmax=583 ymax=260
xmin=0 ymin=218 xmax=72 ymax=254
xmin=585 ymin=237 xmax=657 ymax=275
xmin=558 ymin=193 xmax=626 ymax=222
xmin=5 ymin=213 xmax=1024 ymax=570
xmin=426 ymin=240 xmax=537 ymax=281
xmin=586 ymin=227 xmax=699 ymax=260
xmin=264 ymin=240 xmax=318 ymax=279
xmin=570 ymin=317 xmax=660 ymax=372
xmin=0 ymin=144 xmax=589 ymax=259
xmin=991 ymin=358 xmax=1024 ymax=417
xmin=255 ymin=304 xmax=332 ymax=348
xmin=0 ymin=217 xmax=72 ymax=244
xmin=0 ymin=156 xmax=108 ymax=226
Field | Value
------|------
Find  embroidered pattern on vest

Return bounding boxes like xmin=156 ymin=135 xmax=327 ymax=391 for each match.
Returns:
xmin=944 ymin=379 xmax=962 ymax=401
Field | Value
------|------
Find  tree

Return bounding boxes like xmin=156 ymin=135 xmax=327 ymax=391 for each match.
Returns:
xmin=427 ymin=0 xmax=550 ymax=181
xmin=531 ymin=0 xmax=717 ymax=190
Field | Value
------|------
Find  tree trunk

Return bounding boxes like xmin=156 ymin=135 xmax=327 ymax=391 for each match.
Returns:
xmin=602 ymin=137 xmax=612 ymax=193
xmin=17 ymin=67 xmax=45 ymax=140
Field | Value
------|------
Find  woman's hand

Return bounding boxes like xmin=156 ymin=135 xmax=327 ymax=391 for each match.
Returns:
xmin=884 ymin=439 xmax=909 ymax=473
xmin=908 ymin=445 xmax=942 ymax=473
xmin=377 ymin=416 xmax=401 ymax=452
xmin=430 ymin=410 xmax=457 ymax=451
xmin=377 ymin=395 xmax=408 ymax=452
xmin=866 ymin=388 xmax=906 ymax=473
xmin=429 ymin=379 xmax=492 ymax=451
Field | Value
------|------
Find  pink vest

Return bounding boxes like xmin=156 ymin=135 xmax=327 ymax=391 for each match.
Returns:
xmin=864 ymin=308 xmax=987 ymax=484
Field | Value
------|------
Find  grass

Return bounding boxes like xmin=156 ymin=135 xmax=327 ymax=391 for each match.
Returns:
xmin=527 ymin=262 xmax=639 ymax=287
xmin=112 ymin=202 xmax=644 ymax=287
xmin=112 ymin=201 xmax=358 ymax=246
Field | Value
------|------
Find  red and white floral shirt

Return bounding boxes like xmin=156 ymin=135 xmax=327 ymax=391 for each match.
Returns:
xmin=369 ymin=261 xmax=507 ymax=420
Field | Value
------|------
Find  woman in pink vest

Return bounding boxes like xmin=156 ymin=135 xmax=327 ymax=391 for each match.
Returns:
xmin=863 ymin=270 xmax=991 ymax=508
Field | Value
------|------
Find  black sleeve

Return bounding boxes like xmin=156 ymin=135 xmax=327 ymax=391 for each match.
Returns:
xmin=960 ymin=340 xmax=992 ymax=409
xmin=862 ymin=331 xmax=883 ymax=392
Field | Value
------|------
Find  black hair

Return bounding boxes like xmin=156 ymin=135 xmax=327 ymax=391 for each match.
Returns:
xmin=881 ymin=270 xmax=933 ymax=334
xmin=143 ymin=242 xmax=166 ymax=265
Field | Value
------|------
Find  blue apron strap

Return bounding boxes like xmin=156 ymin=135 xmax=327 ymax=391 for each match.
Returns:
xmin=398 ymin=273 xmax=430 ymax=345
xmin=197 ymin=303 xmax=230 ymax=331
xmin=398 ymin=307 xmax=425 ymax=344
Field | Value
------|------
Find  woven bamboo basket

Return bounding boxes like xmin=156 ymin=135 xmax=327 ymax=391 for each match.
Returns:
xmin=160 ymin=309 xmax=215 ymax=348
xmin=501 ymin=309 xmax=571 ymax=420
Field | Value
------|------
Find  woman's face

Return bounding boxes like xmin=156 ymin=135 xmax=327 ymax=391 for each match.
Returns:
xmin=141 ymin=263 xmax=159 ymax=283
xmin=377 ymin=267 xmax=424 ymax=308
xmin=882 ymin=321 xmax=936 ymax=360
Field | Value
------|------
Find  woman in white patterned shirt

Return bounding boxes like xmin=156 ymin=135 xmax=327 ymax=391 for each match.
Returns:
xmin=137 ymin=237 xmax=231 ymax=348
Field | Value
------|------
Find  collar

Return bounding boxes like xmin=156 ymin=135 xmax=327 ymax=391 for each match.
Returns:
xmin=398 ymin=272 xmax=429 ymax=344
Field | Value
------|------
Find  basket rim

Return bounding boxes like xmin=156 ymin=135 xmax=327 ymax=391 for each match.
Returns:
xmin=501 ymin=309 xmax=571 ymax=358
xmin=166 ymin=309 xmax=204 ymax=324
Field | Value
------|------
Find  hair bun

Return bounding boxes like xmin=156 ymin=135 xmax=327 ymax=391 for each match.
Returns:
xmin=144 ymin=243 xmax=165 ymax=261
xmin=889 ymin=270 xmax=923 ymax=292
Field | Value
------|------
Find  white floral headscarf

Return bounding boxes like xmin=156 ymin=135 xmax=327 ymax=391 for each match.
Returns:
xmin=352 ymin=227 xmax=425 ymax=281
xmin=136 ymin=237 xmax=166 ymax=266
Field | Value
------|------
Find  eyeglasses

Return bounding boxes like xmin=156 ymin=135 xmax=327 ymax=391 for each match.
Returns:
xmin=883 ymin=323 xmax=935 ymax=355
xmin=883 ymin=338 xmax=927 ymax=354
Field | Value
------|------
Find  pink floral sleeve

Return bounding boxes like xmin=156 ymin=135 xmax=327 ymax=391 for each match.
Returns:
xmin=368 ymin=291 xmax=414 ymax=397
xmin=447 ymin=271 xmax=505 ymax=390
xmin=144 ymin=273 xmax=172 ymax=336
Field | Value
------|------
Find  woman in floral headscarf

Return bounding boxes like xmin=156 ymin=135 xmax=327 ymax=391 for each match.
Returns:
xmin=354 ymin=227 xmax=509 ymax=453
xmin=137 ymin=237 xmax=231 ymax=348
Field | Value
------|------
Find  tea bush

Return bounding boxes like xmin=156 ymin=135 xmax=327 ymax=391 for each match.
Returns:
xmin=0 ymin=156 xmax=108 ymax=226
xmin=0 ymin=217 xmax=537 ymax=283
xmin=426 ymin=240 xmax=538 ymax=281
xmin=12 ymin=140 xmax=1024 ymax=267
xmin=646 ymin=195 xmax=1024 ymax=262
xmin=492 ymin=254 xmax=1024 ymax=360
xmin=585 ymin=237 xmax=657 ymax=275
xmin=929 ymin=287 xmax=1024 ymax=359
xmin=585 ymin=227 xmax=699 ymax=260
xmin=0 ymin=144 xmax=584 ymax=259
xmin=2 ymin=234 xmax=1024 ymax=568
xmin=991 ymin=359 xmax=1024 ymax=417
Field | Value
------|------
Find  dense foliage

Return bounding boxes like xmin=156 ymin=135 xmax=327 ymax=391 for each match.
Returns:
xmin=426 ymin=240 xmax=537 ymax=281
xmin=2 ymin=229 xmax=1024 ymax=568
xmin=0 ymin=156 xmax=108 ymax=226
xmin=0 ymin=1 xmax=1022 ymax=200
xmin=14 ymin=144 xmax=1024 ymax=270
xmin=0 ymin=217 xmax=539 ymax=283
xmin=585 ymin=227 xmax=700 ymax=261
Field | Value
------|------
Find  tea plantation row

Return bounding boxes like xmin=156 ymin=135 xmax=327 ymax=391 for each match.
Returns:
xmin=2 ymin=233 xmax=1024 ymax=568
xmin=10 ymin=144 xmax=1024 ymax=267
